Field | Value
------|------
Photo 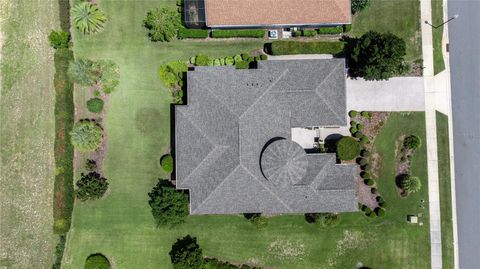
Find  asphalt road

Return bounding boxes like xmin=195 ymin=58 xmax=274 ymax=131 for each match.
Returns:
xmin=447 ymin=0 xmax=480 ymax=268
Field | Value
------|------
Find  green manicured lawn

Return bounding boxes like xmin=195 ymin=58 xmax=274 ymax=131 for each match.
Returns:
xmin=63 ymin=1 xmax=431 ymax=268
xmin=351 ymin=0 xmax=422 ymax=62
xmin=432 ymin=0 xmax=446 ymax=74
xmin=0 ymin=0 xmax=59 ymax=267
xmin=436 ymin=112 xmax=454 ymax=269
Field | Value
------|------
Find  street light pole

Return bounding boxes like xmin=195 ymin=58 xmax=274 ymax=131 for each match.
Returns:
xmin=425 ymin=14 xmax=459 ymax=29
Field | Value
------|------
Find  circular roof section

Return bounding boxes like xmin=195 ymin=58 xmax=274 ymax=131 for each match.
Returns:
xmin=261 ymin=139 xmax=308 ymax=186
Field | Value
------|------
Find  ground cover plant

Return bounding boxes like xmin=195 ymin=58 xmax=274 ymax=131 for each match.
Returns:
xmin=63 ymin=1 xmax=431 ymax=268
xmin=0 ymin=0 xmax=60 ymax=267
xmin=351 ymin=0 xmax=422 ymax=65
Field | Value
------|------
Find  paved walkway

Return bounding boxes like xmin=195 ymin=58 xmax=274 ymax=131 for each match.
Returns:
xmin=346 ymin=77 xmax=425 ymax=111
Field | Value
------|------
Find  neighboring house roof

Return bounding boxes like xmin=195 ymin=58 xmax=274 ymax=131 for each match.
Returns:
xmin=204 ymin=0 xmax=351 ymax=27
xmin=175 ymin=59 xmax=358 ymax=215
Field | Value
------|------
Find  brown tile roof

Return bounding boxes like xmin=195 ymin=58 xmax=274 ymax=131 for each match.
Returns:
xmin=205 ymin=0 xmax=351 ymax=27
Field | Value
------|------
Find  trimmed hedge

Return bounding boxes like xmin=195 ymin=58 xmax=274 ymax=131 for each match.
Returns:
xmin=160 ymin=154 xmax=174 ymax=173
xmin=211 ymin=29 xmax=265 ymax=38
xmin=317 ymin=26 xmax=343 ymax=34
xmin=267 ymin=41 xmax=345 ymax=55
xmin=84 ymin=253 xmax=110 ymax=269
xmin=336 ymin=136 xmax=361 ymax=160
xmin=178 ymin=28 xmax=208 ymax=39
xmin=86 ymin=98 xmax=104 ymax=113
xmin=302 ymin=29 xmax=317 ymax=37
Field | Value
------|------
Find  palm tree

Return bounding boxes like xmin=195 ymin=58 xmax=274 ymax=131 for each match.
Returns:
xmin=400 ymin=175 xmax=422 ymax=194
xmin=72 ymin=2 xmax=107 ymax=34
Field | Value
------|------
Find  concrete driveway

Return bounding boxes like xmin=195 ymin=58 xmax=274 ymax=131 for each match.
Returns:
xmin=346 ymin=77 xmax=425 ymax=111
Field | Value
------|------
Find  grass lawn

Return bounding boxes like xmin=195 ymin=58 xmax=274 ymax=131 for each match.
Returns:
xmin=432 ymin=0 xmax=446 ymax=74
xmin=351 ymin=0 xmax=422 ymax=63
xmin=63 ymin=1 xmax=431 ymax=268
xmin=0 ymin=0 xmax=59 ymax=267
xmin=436 ymin=112 xmax=454 ymax=269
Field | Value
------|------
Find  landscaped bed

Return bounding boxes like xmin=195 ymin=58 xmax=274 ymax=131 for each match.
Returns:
xmin=63 ymin=1 xmax=432 ymax=268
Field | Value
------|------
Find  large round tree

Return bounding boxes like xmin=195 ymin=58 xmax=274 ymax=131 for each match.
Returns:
xmin=70 ymin=120 xmax=103 ymax=152
xmin=72 ymin=2 xmax=107 ymax=34
xmin=169 ymin=235 xmax=204 ymax=269
xmin=348 ymin=31 xmax=408 ymax=80
xmin=148 ymin=179 xmax=189 ymax=226
xmin=336 ymin=136 xmax=361 ymax=161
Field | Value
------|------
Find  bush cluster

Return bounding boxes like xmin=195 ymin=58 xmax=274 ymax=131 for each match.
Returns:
xmin=144 ymin=8 xmax=181 ymax=42
xmin=336 ymin=136 xmax=361 ymax=160
xmin=267 ymin=41 xmax=345 ymax=55
xmin=211 ymin=29 xmax=265 ymax=38
xmin=68 ymin=59 xmax=120 ymax=93
xmin=48 ymin=30 xmax=70 ymax=49
xmin=178 ymin=28 xmax=208 ymax=39
xmin=302 ymin=29 xmax=317 ymax=37
xmin=403 ymin=134 xmax=421 ymax=150
xmin=317 ymin=26 xmax=343 ymax=34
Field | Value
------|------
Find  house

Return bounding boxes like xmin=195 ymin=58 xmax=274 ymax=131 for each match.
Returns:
xmin=184 ymin=0 xmax=351 ymax=29
xmin=174 ymin=59 xmax=358 ymax=215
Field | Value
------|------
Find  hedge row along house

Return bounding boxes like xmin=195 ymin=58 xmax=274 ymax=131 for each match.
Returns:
xmin=174 ymin=59 xmax=358 ymax=214
xmin=184 ymin=0 xmax=352 ymax=29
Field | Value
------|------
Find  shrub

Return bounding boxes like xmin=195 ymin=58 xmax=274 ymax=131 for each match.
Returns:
xmin=361 ymin=149 xmax=370 ymax=157
xmin=68 ymin=59 xmax=101 ymax=86
xmin=250 ymin=215 xmax=268 ymax=229
xmin=84 ymin=253 xmax=110 ymax=269
xmin=360 ymin=135 xmax=370 ymax=144
xmin=361 ymin=111 xmax=369 ymax=117
xmin=364 ymin=178 xmax=374 ymax=186
xmin=260 ymin=54 xmax=268 ymax=60
xmin=350 ymin=120 xmax=357 ymax=126
xmin=349 ymin=127 xmax=357 ymax=135
xmin=195 ymin=54 xmax=212 ymax=66
xmin=358 ymin=158 xmax=368 ymax=166
xmin=235 ymin=61 xmax=250 ymax=69
xmin=362 ymin=164 xmax=371 ymax=171
xmin=379 ymin=201 xmax=388 ymax=208
xmin=148 ymin=179 xmax=189 ymax=226
xmin=160 ymin=154 xmax=174 ymax=173
xmin=267 ymin=41 xmax=345 ymax=55
xmin=211 ymin=29 xmax=265 ymax=38
xmin=317 ymin=26 xmax=343 ymax=34
xmin=72 ymin=2 xmax=107 ymax=34
xmin=361 ymin=172 xmax=371 ymax=179
xmin=371 ymin=187 xmax=377 ymax=194
xmin=348 ymin=31 xmax=407 ymax=80
xmin=86 ymin=98 xmax=104 ymax=113
xmin=70 ymin=120 xmax=103 ymax=152
xmin=400 ymin=175 xmax=422 ymax=193
xmin=169 ymin=235 xmax=204 ymax=269
xmin=364 ymin=207 xmax=372 ymax=215
xmin=94 ymin=90 xmax=101 ymax=97
xmin=75 ymin=172 xmax=108 ymax=201
xmin=159 ymin=60 xmax=188 ymax=88
xmin=241 ymin=53 xmax=250 ymax=60
xmin=178 ymin=28 xmax=208 ymax=39
xmin=376 ymin=196 xmax=384 ymax=203
xmin=349 ymin=110 xmax=358 ymax=117
xmin=233 ymin=54 xmax=242 ymax=63
xmin=225 ymin=57 xmax=234 ymax=65
xmin=85 ymin=159 xmax=97 ymax=171
xmin=144 ymin=8 xmax=181 ymax=42
xmin=403 ymin=134 xmax=421 ymax=150
xmin=97 ymin=60 xmax=120 ymax=93
xmin=343 ymin=24 xmax=352 ymax=32
xmin=356 ymin=123 xmax=364 ymax=130
xmin=213 ymin=59 xmax=221 ymax=66
xmin=375 ymin=207 xmax=385 ymax=217
xmin=48 ymin=30 xmax=70 ymax=49
xmin=353 ymin=131 xmax=363 ymax=138
xmin=302 ymin=29 xmax=317 ymax=37
xmin=220 ymin=58 xmax=225 ymax=65
xmin=352 ymin=0 xmax=371 ymax=13
xmin=336 ymin=137 xmax=361 ymax=160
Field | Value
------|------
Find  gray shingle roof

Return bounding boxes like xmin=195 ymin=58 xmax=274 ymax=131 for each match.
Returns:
xmin=175 ymin=59 xmax=358 ymax=214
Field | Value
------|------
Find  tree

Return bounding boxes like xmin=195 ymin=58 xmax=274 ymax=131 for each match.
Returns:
xmin=75 ymin=172 xmax=108 ymax=200
xmin=48 ymin=30 xmax=70 ymax=49
xmin=84 ymin=253 xmax=110 ymax=269
xmin=169 ymin=235 xmax=204 ymax=269
xmin=144 ymin=8 xmax=181 ymax=42
xmin=148 ymin=179 xmax=189 ymax=226
xmin=403 ymin=134 xmax=421 ymax=150
xmin=68 ymin=59 xmax=102 ymax=86
xmin=348 ymin=31 xmax=408 ymax=80
xmin=336 ymin=136 xmax=361 ymax=160
xmin=351 ymin=0 xmax=371 ymax=13
xmin=72 ymin=2 xmax=107 ymax=34
xmin=70 ymin=120 xmax=103 ymax=152
xmin=400 ymin=175 xmax=422 ymax=194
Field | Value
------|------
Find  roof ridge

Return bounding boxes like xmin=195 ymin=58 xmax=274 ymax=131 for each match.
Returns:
xmin=182 ymin=145 xmax=229 ymax=186
xmin=241 ymin=165 xmax=293 ymax=212
xmin=239 ymin=69 xmax=289 ymax=119
xmin=314 ymin=62 xmax=345 ymax=123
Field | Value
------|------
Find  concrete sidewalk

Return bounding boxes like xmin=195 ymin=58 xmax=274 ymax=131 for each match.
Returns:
xmin=346 ymin=77 xmax=425 ymax=111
